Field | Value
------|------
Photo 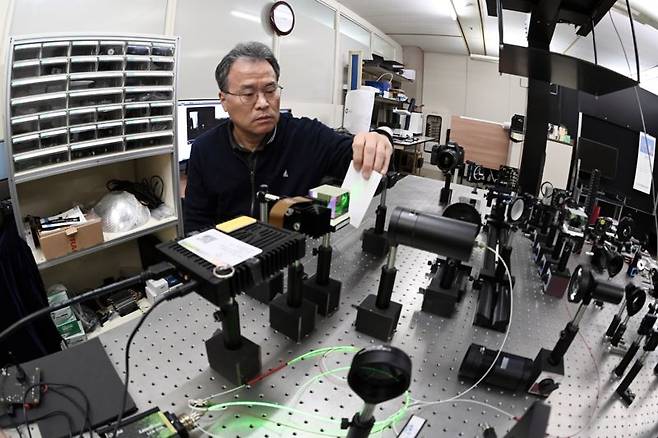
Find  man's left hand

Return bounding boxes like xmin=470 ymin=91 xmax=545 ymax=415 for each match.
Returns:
xmin=352 ymin=132 xmax=393 ymax=179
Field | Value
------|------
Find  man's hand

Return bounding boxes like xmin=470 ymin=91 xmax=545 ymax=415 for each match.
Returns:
xmin=352 ymin=131 xmax=393 ymax=179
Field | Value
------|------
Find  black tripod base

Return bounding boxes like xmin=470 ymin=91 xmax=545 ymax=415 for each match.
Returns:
xmin=303 ymin=274 xmax=342 ymax=316
xmin=354 ymin=294 xmax=402 ymax=342
xmin=420 ymin=265 xmax=471 ymax=317
xmin=361 ymin=228 xmax=389 ymax=257
xmin=244 ymin=271 xmax=284 ymax=304
xmin=269 ymin=293 xmax=317 ymax=342
xmin=205 ymin=331 xmax=261 ymax=385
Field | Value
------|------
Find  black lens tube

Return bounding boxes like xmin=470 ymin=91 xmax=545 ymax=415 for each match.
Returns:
xmin=388 ymin=207 xmax=479 ymax=261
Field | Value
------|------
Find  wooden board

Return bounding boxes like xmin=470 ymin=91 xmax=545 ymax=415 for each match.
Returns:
xmin=450 ymin=116 xmax=509 ymax=169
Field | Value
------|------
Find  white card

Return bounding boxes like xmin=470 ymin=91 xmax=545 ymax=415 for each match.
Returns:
xmin=341 ymin=161 xmax=383 ymax=228
xmin=178 ymin=229 xmax=262 ymax=267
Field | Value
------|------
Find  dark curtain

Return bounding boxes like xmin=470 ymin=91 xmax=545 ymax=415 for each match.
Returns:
xmin=0 ymin=209 xmax=61 ymax=364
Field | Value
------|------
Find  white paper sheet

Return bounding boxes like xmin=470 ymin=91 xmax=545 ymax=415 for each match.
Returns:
xmin=341 ymin=161 xmax=383 ymax=228
xmin=633 ymin=132 xmax=656 ymax=194
xmin=178 ymin=229 xmax=262 ymax=267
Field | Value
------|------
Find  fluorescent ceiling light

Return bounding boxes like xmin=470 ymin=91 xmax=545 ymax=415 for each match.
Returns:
xmin=470 ymin=54 xmax=499 ymax=63
xmin=230 ymin=10 xmax=261 ymax=23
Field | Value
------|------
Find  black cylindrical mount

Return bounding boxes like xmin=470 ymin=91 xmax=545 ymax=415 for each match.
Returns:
xmin=287 ymin=262 xmax=304 ymax=308
xmin=495 ymin=245 xmax=512 ymax=282
xmin=374 ymin=205 xmax=387 ymax=234
xmin=611 ymin=321 xmax=628 ymax=347
xmin=606 ymin=314 xmax=623 ymax=338
xmin=439 ymin=259 xmax=458 ymax=289
xmin=557 ymin=240 xmax=573 ymax=272
xmin=549 ymin=321 xmax=579 ymax=366
xmin=220 ymin=300 xmax=242 ymax=350
xmin=551 ymin=233 xmax=566 ymax=260
xmin=316 ymin=244 xmax=332 ymax=285
xmin=616 ymin=359 xmax=642 ymax=397
xmin=345 ymin=412 xmax=375 ymax=438
xmin=388 ymin=207 xmax=479 ymax=262
xmin=376 ymin=265 xmax=397 ymax=309
xmin=592 ymin=281 xmax=625 ymax=305
xmin=546 ymin=225 xmax=558 ymax=248
xmin=638 ymin=313 xmax=657 ymax=336
xmin=615 ymin=340 xmax=641 ymax=377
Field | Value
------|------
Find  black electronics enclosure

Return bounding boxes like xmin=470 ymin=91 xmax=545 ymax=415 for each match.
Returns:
xmin=156 ymin=222 xmax=306 ymax=306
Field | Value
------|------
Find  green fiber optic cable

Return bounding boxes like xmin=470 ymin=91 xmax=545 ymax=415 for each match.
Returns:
xmin=291 ymin=366 xmax=351 ymax=403
xmin=289 ymin=345 xmax=359 ymax=365
xmin=205 ymin=390 xmax=411 ymax=431
xmin=194 ymin=346 xmax=358 ymax=406
xmin=200 ymin=412 xmax=349 ymax=437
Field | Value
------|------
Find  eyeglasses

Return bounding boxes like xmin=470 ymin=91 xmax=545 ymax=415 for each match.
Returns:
xmin=223 ymin=83 xmax=283 ymax=106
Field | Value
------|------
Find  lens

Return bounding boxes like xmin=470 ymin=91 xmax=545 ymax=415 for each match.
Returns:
xmin=568 ymin=265 xmax=583 ymax=302
xmin=508 ymin=198 xmax=525 ymax=222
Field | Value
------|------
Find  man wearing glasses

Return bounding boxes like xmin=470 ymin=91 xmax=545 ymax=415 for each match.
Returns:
xmin=184 ymin=41 xmax=393 ymax=233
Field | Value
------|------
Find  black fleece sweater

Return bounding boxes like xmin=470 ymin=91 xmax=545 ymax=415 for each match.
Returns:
xmin=183 ymin=114 xmax=354 ymax=233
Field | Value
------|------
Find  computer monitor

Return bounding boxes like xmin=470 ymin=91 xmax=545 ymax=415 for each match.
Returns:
xmin=176 ymin=99 xmax=229 ymax=162
xmin=577 ymin=137 xmax=618 ymax=180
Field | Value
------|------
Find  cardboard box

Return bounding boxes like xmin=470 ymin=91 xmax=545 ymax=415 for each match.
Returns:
xmin=38 ymin=216 xmax=103 ymax=260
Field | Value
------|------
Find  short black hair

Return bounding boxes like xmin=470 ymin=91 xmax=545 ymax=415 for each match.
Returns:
xmin=215 ymin=41 xmax=280 ymax=91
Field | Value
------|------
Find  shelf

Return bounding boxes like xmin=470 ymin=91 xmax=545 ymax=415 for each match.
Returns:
xmin=374 ymin=95 xmax=404 ymax=106
xmin=363 ymin=64 xmax=412 ymax=84
xmin=34 ymin=215 xmax=179 ymax=270
xmin=88 ymin=298 xmax=151 ymax=339
xmin=14 ymin=144 xmax=174 ymax=183
xmin=87 ymin=298 xmax=151 ymax=340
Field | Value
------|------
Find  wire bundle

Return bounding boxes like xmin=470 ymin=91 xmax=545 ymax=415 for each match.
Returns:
xmin=106 ymin=176 xmax=164 ymax=209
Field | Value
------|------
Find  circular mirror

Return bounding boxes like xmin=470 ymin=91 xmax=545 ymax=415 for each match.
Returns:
xmin=347 ymin=345 xmax=411 ymax=405
xmin=507 ymin=197 xmax=526 ymax=223
xmin=567 ymin=265 xmax=590 ymax=303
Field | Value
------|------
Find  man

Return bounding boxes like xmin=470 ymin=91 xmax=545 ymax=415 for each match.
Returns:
xmin=184 ymin=41 xmax=393 ymax=233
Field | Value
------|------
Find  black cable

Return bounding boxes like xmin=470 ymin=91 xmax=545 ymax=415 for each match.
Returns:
xmin=20 ymin=382 xmax=93 ymax=438
xmin=106 ymin=176 xmax=164 ymax=209
xmin=46 ymin=386 xmax=93 ymax=438
xmin=19 ymin=410 xmax=74 ymax=438
xmin=111 ymin=280 xmax=198 ymax=438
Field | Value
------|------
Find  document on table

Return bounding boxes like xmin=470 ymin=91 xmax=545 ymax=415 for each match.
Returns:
xmin=178 ymin=229 xmax=262 ymax=267
xmin=341 ymin=161 xmax=383 ymax=228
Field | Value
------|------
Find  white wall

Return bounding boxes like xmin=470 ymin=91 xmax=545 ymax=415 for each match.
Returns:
xmin=422 ymin=52 xmax=528 ymax=143
xmin=402 ymin=46 xmax=423 ymax=105
xmin=1 ymin=0 xmax=403 ymax=141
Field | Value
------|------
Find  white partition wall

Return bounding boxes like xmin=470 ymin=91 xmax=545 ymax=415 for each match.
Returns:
xmin=174 ymin=0 xmax=274 ymax=99
xmin=279 ymin=0 xmax=335 ymax=104
xmin=10 ymin=0 xmax=168 ymax=35
xmin=2 ymin=0 xmax=402 ymax=130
